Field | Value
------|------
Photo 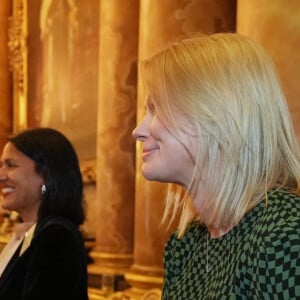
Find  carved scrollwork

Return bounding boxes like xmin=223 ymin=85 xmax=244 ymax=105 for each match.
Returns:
xmin=7 ymin=0 xmax=27 ymax=96
xmin=80 ymin=159 xmax=96 ymax=184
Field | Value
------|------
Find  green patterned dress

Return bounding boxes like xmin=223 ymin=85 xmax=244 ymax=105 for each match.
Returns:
xmin=163 ymin=190 xmax=300 ymax=299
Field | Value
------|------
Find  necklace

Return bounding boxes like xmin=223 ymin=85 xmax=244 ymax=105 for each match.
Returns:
xmin=206 ymin=231 xmax=210 ymax=272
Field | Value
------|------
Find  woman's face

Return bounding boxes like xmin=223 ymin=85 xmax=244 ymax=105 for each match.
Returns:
xmin=0 ymin=142 xmax=44 ymax=222
xmin=132 ymin=99 xmax=196 ymax=188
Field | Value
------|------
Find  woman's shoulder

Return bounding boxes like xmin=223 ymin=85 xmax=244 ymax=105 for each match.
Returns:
xmin=264 ymin=189 xmax=300 ymax=222
xmin=165 ymin=222 xmax=205 ymax=251
xmin=253 ymin=189 xmax=300 ymax=244
xmin=34 ymin=215 xmax=83 ymax=245
xmin=269 ymin=188 xmax=300 ymax=202
xmin=36 ymin=215 xmax=78 ymax=230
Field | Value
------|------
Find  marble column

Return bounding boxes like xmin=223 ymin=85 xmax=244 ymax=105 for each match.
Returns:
xmin=0 ymin=1 xmax=12 ymax=150
xmin=124 ymin=0 xmax=236 ymax=297
xmin=89 ymin=0 xmax=139 ymax=286
xmin=237 ymin=0 xmax=300 ymax=140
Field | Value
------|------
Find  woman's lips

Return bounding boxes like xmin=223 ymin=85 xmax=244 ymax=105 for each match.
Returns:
xmin=2 ymin=187 xmax=15 ymax=196
xmin=142 ymin=147 xmax=158 ymax=161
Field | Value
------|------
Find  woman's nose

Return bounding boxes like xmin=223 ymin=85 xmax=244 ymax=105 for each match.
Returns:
xmin=0 ymin=168 xmax=7 ymax=183
xmin=132 ymin=118 xmax=149 ymax=142
xmin=132 ymin=126 xmax=142 ymax=141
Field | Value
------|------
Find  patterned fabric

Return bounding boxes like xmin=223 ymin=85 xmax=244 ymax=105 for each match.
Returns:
xmin=163 ymin=189 xmax=300 ymax=299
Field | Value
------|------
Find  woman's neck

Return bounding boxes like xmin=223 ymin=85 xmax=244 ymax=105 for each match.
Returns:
xmin=19 ymin=211 xmax=38 ymax=223
xmin=207 ymin=225 xmax=233 ymax=239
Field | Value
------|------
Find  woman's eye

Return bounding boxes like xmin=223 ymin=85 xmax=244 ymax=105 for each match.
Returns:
xmin=6 ymin=161 xmax=18 ymax=169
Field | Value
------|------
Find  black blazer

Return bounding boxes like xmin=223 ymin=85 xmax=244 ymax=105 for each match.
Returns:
xmin=0 ymin=216 xmax=88 ymax=300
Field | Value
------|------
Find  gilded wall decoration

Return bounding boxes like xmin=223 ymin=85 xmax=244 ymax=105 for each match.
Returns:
xmin=8 ymin=0 xmax=27 ymax=131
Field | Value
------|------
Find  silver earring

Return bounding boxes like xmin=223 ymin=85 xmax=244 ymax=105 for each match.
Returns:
xmin=41 ymin=184 xmax=47 ymax=195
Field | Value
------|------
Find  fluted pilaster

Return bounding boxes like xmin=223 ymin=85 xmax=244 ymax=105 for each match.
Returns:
xmin=89 ymin=0 xmax=139 ymax=284
xmin=0 ymin=1 xmax=12 ymax=149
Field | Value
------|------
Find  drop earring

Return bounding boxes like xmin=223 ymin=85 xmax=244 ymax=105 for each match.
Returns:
xmin=41 ymin=184 xmax=47 ymax=195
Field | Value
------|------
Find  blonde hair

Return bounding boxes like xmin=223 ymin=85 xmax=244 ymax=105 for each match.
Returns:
xmin=140 ymin=33 xmax=300 ymax=237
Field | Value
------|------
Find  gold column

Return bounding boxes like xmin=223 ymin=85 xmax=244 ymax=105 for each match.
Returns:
xmin=237 ymin=0 xmax=300 ymax=139
xmin=0 ymin=1 xmax=12 ymax=149
xmin=89 ymin=0 xmax=139 ymax=288
xmin=124 ymin=0 xmax=236 ymax=297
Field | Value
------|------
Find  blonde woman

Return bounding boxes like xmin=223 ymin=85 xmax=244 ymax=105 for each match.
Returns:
xmin=133 ymin=33 xmax=300 ymax=299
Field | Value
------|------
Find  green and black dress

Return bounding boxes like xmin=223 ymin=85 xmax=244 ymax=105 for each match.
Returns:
xmin=163 ymin=189 xmax=300 ymax=299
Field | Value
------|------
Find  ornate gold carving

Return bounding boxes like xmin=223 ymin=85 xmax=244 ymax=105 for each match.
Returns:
xmin=8 ymin=0 xmax=27 ymax=95
xmin=80 ymin=159 xmax=97 ymax=184
xmin=7 ymin=0 xmax=28 ymax=132
xmin=88 ymin=288 xmax=162 ymax=300
xmin=88 ymin=251 xmax=133 ymax=275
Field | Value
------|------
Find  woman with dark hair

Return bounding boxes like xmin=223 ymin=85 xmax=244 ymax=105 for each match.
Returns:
xmin=0 ymin=128 xmax=88 ymax=300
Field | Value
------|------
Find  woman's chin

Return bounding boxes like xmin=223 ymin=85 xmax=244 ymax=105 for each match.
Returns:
xmin=142 ymin=167 xmax=161 ymax=182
